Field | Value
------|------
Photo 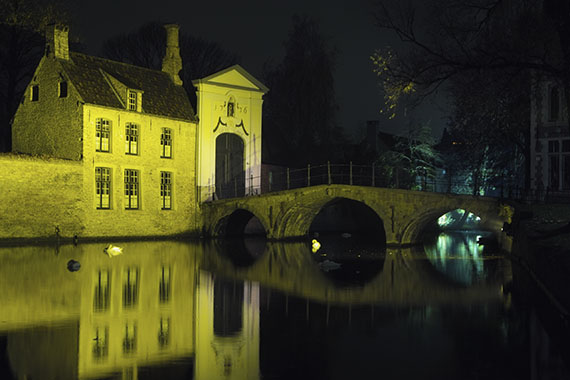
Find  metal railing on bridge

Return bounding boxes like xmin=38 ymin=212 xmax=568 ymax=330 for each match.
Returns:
xmin=206 ymin=162 xmax=570 ymax=203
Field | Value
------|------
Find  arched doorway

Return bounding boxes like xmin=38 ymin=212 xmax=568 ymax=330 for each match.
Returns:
xmin=216 ymin=133 xmax=244 ymax=199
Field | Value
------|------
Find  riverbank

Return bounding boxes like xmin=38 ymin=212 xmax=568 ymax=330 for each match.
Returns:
xmin=510 ymin=203 xmax=570 ymax=321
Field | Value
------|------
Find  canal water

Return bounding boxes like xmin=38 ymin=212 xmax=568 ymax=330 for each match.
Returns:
xmin=0 ymin=232 xmax=568 ymax=379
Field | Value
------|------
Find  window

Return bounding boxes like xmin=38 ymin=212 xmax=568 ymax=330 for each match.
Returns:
xmin=92 ymin=326 xmax=109 ymax=359
xmin=95 ymin=167 xmax=111 ymax=209
xmin=125 ymin=123 xmax=138 ymax=155
xmin=161 ymin=128 xmax=172 ymax=158
xmin=96 ymin=118 xmax=111 ymax=152
xmin=124 ymin=169 xmax=139 ymax=209
xmin=549 ymin=86 xmax=560 ymax=121
xmin=160 ymin=171 xmax=172 ymax=210
xmin=123 ymin=267 xmax=139 ymax=308
xmin=59 ymin=81 xmax=68 ymax=98
xmin=123 ymin=322 xmax=137 ymax=354
xmin=93 ymin=269 xmax=110 ymax=311
xmin=549 ymin=140 xmax=560 ymax=189
xmin=31 ymin=85 xmax=39 ymax=101
xmin=159 ymin=266 xmax=171 ymax=303
xmin=128 ymin=90 xmax=137 ymax=111
xmin=227 ymin=99 xmax=235 ymax=117
xmin=158 ymin=317 xmax=170 ymax=348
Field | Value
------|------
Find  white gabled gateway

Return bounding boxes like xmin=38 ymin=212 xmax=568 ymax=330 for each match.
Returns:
xmin=193 ymin=65 xmax=268 ymax=202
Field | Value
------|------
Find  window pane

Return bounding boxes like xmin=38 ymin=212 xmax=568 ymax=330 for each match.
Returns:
xmin=161 ymin=128 xmax=172 ymax=158
xmin=549 ymin=140 xmax=560 ymax=153
xmin=96 ymin=119 xmax=110 ymax=152
xmin=96 ymin=167 xmax=111 ymax=209
xmin=161 ymin=171 xmax=172 ymax=210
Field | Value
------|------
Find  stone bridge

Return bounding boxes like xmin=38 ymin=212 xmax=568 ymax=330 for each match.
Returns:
xmin=200 ymin=184 xmax=509 ymax=245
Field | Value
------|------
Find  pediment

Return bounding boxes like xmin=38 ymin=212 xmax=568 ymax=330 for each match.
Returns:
xmin=196 ymin=65 xmax=268 ymax=93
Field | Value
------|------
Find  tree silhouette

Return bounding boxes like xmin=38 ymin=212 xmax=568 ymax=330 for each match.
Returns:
xmin=101 ymin=22 xmax=240 ymax=109
xmin=262 ymin=14 xmax=347 ymax=167
xmin=371 ymin=0 xmax=563 ymax=189
xmin=0 ymin=0 xmax=69 ymax=152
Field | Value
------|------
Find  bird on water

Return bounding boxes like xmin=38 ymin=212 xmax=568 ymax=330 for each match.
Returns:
xmin=104 ymin=244 xmax=123 ymax=257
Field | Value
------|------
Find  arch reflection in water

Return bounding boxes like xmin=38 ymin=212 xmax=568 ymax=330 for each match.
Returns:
xmin=308 ymin=235 xmax=386 ymax=287
xmin=424 ymin=231 xmax=501 ymax=286
xmin=214 ymin=237 xmax=267 ymax=267
xmin=308 ymin=198 xmax=386 ymax=286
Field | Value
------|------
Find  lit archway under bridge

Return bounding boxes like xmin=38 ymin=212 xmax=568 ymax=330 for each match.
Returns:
xmin=200 ymin=184 xmax=510 ymax=245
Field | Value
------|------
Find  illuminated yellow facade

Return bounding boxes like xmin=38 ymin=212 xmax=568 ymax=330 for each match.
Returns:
xmin=5 ymin=23 xmax=268 ymax=240
xmin=194 ymin=66 xmax=268 ymax=202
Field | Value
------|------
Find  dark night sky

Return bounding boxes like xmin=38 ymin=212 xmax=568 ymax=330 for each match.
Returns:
xmin=70 ymin=0 xmax=448 ymax=141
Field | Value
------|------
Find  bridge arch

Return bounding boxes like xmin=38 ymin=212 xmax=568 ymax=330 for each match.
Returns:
xmin=214 ymin=208 xmax=268 ymax=238
xmin=400 ymin=203 xmax=502 ymax=245
xmin=277 ymin=197 xmax=386 ymax=242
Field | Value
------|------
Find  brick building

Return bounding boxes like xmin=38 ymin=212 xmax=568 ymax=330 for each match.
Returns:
xmin=3 ymin=23 xmax=267 ymax=240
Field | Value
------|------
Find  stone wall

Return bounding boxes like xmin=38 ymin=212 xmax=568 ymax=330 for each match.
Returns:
xmin=0 ymin=150 xmax=200 ymax=241
xmin=0 ymin=153 xmax=84 ymax=240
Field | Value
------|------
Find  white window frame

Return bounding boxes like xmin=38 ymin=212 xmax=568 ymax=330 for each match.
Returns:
xmin=160 ymin=171 xmax=172 ymax=210
xmin=125 ymin=123 xmax=139 ymax=155
xmin=95 ymin=167 xmax=111 ymax=209
xmin=124 ymin=169 xmax=139 ymax=209
xmin=128 ymin=90 xmax=138 ymax=111
xmin=96 ymin=118 xmax=111 ymax=152
xmin=161 ymin=128 xmax=172 ymax=158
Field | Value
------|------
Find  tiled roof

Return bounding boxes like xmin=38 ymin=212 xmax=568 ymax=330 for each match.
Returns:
xmin=60 ymin=52 xmax=196 ymax=122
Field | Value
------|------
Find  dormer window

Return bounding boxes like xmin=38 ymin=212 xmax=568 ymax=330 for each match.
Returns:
xmin=128 ymin=90 xmax=137 ymax=111
xmin=31 ymin=85 xmax=39 ymax=101
xmin=127 ymin=90 xmax=142 ymax=112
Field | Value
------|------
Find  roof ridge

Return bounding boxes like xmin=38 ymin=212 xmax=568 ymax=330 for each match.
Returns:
xmin=70 ymin=51 xmax=167 ymax=75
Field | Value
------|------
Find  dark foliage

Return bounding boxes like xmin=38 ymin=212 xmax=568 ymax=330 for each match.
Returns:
xmin=262 ymin=15 xmax=348 ymax=167
xmin=0 ymin=0 xmax=69 ymax=152
xmin=100 ymin=22 xmax=241 ymax=110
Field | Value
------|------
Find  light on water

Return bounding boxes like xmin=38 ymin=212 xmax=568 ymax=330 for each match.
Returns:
xmin=424 ymin=232 xmax=486 ymax=285
xmin=0 ymin=236 xmax=568 ymax=379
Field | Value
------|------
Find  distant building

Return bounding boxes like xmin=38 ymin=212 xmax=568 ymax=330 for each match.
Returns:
xmin=530 ymin=76 xmax=570 ymax=192
xmin=3 ymin=23 xmax=267 ymax=240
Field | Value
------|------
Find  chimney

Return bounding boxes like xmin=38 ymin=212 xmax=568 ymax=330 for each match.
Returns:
xmin=46 ymin=23 xmax=69 ymax=60
xmin=162 ymin=24 xmax=183 ymax=86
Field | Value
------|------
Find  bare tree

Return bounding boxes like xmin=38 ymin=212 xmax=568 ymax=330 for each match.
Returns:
xmin=372 ymin=0 xmax=566 ymax=188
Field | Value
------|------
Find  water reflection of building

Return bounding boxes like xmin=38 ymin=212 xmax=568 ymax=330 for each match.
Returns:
xmin=0 ymin=242 xmax=199 ymax=379
xmin=195 ymin=272 xmax=260 ymax=380
xmin=77 ymin=242 xmax=198 ymax=379
xmin=0 ymin=242 xmax=263 ymax=380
